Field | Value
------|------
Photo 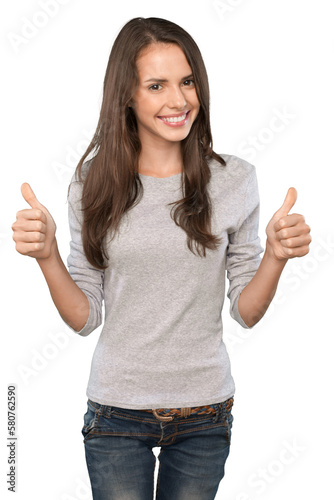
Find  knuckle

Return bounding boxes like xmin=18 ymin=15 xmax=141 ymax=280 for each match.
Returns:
xmin=35 ymin=232 xmax=44 ymax=242
xmin=13 ymin=221 xmax=22 ymax=231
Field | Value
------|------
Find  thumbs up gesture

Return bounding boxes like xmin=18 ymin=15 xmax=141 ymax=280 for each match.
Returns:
xmin=12 ymin=183 xmax=57 ymax=260
xmin=265 ymin=187 xmax=311 ymax=261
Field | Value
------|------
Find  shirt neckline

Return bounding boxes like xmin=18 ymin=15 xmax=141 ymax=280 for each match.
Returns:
xmin=138 ymin=172 xmax=183 ymax=179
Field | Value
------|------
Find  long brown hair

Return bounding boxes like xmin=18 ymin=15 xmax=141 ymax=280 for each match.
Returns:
xmin=71 ymin=17 xmax=226 ymax=270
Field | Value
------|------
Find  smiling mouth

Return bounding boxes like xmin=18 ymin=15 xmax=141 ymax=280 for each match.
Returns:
xmin=158 ymin=111 xmax=190 ymax=123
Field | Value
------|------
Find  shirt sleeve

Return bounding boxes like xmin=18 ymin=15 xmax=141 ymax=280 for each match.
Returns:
xmin=66 ymin=178 xmax=104 ymax=337
xmin=226 ymin=166 xmax=264 ymax=329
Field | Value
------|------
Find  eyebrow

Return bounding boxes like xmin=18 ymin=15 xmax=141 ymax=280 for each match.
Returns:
xmin=143 ymin=74 xmax=194 ymax=83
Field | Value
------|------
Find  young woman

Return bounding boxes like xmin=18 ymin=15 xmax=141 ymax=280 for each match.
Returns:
xmin=12 ymin=17 xmax=311 ymax=500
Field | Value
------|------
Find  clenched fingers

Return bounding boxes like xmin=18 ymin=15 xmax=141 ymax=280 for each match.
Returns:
xmin=14 ymin=208 xmax=47 ymax=223
xmin=12 ymin=230 xmax=46 ymax=244
xmin=278 ymin=233 xmax=312 ymax=249
xmin=14 ymin=241 xmax=46 ymax=256
xmin=275 ymin=221 xmax=311 ymax=241
xmin=12 ymin=218 xmax=47 ymax=233
xmin=273 ymin=213 xmax=305 ymax=231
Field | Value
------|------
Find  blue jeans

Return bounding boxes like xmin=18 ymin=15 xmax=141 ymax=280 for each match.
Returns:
xmin=81 ymin=397 xmax=234 ymax=500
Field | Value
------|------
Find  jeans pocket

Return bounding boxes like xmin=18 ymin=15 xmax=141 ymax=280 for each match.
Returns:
xmin=81 ymin=400 xmax=99 ymax=441
xmin=222 ymin=398 xmax=234 ymax=445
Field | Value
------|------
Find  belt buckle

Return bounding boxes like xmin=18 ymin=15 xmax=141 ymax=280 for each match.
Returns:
xmin=152 ymin=409 xmax=174 ymax=422
xmin=152 ymin=407 xmax=192 ymax=422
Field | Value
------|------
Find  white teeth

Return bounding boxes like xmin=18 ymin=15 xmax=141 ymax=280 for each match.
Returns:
xmin=161 ymin=113 xmax=187 ymax=123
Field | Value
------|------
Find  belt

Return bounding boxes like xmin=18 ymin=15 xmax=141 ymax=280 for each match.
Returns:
xmin=142 ymin=397 xmax=234 ymax=422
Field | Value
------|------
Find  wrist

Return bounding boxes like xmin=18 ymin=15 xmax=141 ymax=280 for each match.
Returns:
xmin=36 ymin=239 xmax=60 ymax=268
xmin=264 ymin=241 xmax=288 ymax=268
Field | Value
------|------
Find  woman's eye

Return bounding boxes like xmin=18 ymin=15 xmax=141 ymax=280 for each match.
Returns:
xmin=183 ymin=79 xmax=195 ymax=87
xmin=149 ymin=84 xmax=162 ymax=91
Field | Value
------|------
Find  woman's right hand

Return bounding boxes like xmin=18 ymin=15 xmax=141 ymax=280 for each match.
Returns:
xmin=12 ymin=183 xmax=57 ymax=260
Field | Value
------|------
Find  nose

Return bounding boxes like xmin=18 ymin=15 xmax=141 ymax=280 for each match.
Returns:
xmin=167 ymin=85 xmax=187 ymax=109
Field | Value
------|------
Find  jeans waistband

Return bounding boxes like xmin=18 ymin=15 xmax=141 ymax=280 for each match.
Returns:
xmin=140 ymin=397 xmax=234 ymax=422
xmin=88 ymin=396 xmax=234 ymax=423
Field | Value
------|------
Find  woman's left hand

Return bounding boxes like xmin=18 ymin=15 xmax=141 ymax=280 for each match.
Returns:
xmin=265 ymin=187 xmax=312 ymax=262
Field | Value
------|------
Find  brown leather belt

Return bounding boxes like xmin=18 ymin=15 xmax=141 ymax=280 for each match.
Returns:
xmin=142 ymin=397 xmax=234 ymax=422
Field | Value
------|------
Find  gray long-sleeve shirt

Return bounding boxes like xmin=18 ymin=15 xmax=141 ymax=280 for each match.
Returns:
xmin=66 ymin=154 xmax=263 ymax=409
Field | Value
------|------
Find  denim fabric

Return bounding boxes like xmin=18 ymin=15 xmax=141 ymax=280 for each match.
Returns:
xmin=81 ymin=398 xmax=234 ymax=500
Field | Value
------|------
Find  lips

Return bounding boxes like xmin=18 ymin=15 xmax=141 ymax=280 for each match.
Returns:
xmin=158 ymin=110 xmax=190 ymax=124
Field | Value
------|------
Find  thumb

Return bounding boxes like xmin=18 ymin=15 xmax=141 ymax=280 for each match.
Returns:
xmin=21 ymin=183 xmax=43 ymax=210
xmin=275 ymin=187 xmax=297 ymax=217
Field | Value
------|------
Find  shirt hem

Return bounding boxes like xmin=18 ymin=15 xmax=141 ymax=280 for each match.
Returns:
xmin=86 ymin=390 xmax=235 ymax=410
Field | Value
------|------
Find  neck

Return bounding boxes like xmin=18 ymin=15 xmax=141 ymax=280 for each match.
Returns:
xmin=138 ymin=138 xmax=183 ymax=177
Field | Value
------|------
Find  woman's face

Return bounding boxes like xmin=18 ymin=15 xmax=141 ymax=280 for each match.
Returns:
xmin=131 ymin=43 xmax=200 ymax=148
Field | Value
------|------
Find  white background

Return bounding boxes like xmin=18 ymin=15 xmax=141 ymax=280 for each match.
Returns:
xmin=1 ymin=1 xmax=333 ymax=499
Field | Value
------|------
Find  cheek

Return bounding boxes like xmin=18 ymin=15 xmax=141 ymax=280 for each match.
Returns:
xmin=192 ymin=102 xmax=200 ymax=121
xmin=191 ymin=93 xmax=200 ymax=113
xmin=134 ymin=98 xmax=157 ymax=119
